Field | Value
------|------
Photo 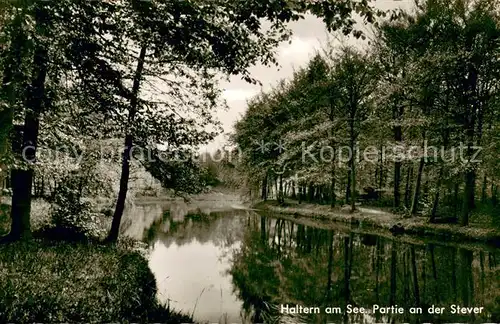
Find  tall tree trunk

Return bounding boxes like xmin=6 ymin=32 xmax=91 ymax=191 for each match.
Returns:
xmin=8 ymin=14 xmax=48 ymax=241
xmin=308 ymin=183 xmax=314 ymax=202
xmin=108 ymin=45 xmax=147 ymax=242
xmin=331 ymin=163 xmax=336 ymax=208
xmin=350 ymin=156 xmax=356 ymax=213
xmin=261 ymin=172 xmax=268 ymax=200
xmin=345 ymin=169 xmax=351 ymax=205
xmin=481 ymin=174 xmax=487 ymax=204
xmin=393 ymin=101 xmax=403 ymax=207
xmin=492 ymin=183 xmax=498 ymax=206
xmin=378 ymin=147 xmax=384 ymax=201
xmin=349 ymin=118 xmax=356 ymax=212
xmin=278 ymin=174 xmax=283 ymax=203
xmin=394 ymin=161 xmax=401 ymax=207
xmin=404 ymin=165 xmax=412 ymax=208
xmin=0 ymin=15 xmax=28 ymax=242
xmin=461 ymin=169 xmax=475 ymax=226
xmin=274 ymin=174 xmax=279 ymax=201
xmin=430 ymin=168 xmax=444 ymax=222
xmin=461 ymin=65 xmax=478 ymax=226
xmin=410 ymin=157 xmax=425 ymax=216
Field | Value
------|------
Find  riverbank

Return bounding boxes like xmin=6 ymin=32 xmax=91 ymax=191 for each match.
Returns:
xmin=254 ymin=200 xmax=500 ymax=247
xmin=0 ymin=204 xmax=192 ymax=323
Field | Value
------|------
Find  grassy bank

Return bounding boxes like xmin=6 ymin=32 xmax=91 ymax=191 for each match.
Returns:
xmin=255 ymin=200 xmax=500 ymax=247
xmin=0 ymin=204 xmax=192 ymax=323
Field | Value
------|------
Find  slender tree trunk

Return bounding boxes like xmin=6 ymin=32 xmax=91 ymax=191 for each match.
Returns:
xmin=394 ymin=160 xmax=402 ymax=207
xmin=461 ymin=169 xmax=475 ymax=226
xmin=349 ymin=119 xmax=356 ymax=212
xmin=278 ymin=174 xmax=283 ymax=204
xmin=350 ymin=156 xmax=356 ymax=213
xmin=378 ymin=146 xmax=384 ymax=200
xmin=345 ymin=169 xmax=351 ymax=205
xmin=430 ymin=168 xmax=444 ymax=222
xmin=481 ymin=174 xmax=487 ymax=204
xmin=274 ymin=177 xmax=278 ymax=200
xmin=393 ymin=101 xmax=403 ymax=207
xmin=331 ymin=163 xmax=336 ymax=208
xmin=492 ymin=183 xmax=498 ymax=206
xmin=108 ymin=45 xmax=147 ymax=242
xmin=410 ymin=157 xmax=425 ymax=216
xmin=453 ymin=182 xmax=460 ymax=217
xmin=261 ymin=172 xmax=268 ymax=200
xmin=404 ymin=165 xmax=412 ymax=208
xmin=308 ymin=183 xmax=314 ymax=202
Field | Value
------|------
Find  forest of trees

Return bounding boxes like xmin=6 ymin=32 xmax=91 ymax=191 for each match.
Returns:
xmin=233 ymin=0 xmax=500 ymax=227
xmin=0 ymin=0 xmax=382 ymax=243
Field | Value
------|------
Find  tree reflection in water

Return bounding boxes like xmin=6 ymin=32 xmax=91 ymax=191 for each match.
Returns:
xmin=230 ymin=215 xmax=500 ymax=324
xmin=142 ymin=209 xmax=500 ymax=323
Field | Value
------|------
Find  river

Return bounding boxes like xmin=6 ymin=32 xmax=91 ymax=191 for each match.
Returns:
xmin=123 ymin=199 xmax=500 ymax=324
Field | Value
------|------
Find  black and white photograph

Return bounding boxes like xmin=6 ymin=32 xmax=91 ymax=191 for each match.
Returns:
xmin=1 ymin=0 xmax=500 ymax=323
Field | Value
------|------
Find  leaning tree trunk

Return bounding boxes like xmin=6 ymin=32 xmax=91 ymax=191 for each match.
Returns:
xmin=108 ymin=45 xmax=147 ymax=243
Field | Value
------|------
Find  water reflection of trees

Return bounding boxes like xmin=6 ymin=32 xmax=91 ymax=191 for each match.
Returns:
xmin=147 ymin=210 xmax=249 ymax=249
xmin=231 ymin=216 xmax=500 ymax=323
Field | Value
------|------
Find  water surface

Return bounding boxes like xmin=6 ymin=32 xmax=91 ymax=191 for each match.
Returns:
xmin=124 ymin=202 xmax=500 ymax=323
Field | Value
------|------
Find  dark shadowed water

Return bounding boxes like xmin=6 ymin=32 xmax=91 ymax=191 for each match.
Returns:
xmin=125 ymin=204 xmax=500 ymax=324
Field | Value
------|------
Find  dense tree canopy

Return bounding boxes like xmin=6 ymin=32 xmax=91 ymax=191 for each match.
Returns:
xmin=233 ymin=0 xmax=500 ymax=227
xmin=0 ymin=0 xmax=382 ymax=242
